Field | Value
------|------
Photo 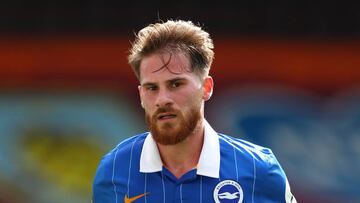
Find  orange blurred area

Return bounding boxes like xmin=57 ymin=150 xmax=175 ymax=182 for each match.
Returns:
xmin=0 ymin=37 xmax=359 ymax=93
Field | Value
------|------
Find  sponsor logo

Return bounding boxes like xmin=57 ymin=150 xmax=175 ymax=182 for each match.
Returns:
xmin=213 ymin=180 xmax=243 ymax=203
xmin=124 ymin=193 xmax=149 ymax=203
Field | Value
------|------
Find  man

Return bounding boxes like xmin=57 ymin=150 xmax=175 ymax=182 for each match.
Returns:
xmin=93 ymin=20 xmax=296 ymax=203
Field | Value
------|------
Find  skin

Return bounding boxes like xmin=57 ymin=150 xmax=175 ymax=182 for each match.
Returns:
xmin=138 ymin=51 xmax=213 ymax=179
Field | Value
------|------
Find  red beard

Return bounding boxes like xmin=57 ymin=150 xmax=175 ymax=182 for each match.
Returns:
xmin=145 ymin=105 xmax=201 ymax=145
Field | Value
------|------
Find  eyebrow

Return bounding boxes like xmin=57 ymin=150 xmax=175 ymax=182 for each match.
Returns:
xmin=141 ymin=82 xmax=156 ymax=87
xmin=168 ymin=77 xmax=187 ymax=83
xmin=141 ymin=77 xmax=187 ymax=87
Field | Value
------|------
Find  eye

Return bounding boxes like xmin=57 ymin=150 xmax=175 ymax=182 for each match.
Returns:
xmin=146 ymin=85 xmax=158 ymax=91
xmin=171 ymin=81 xmax=181 ymax=88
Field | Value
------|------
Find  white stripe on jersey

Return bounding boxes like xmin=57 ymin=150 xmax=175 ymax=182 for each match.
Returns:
xmin=252 ymin=156 xmax=257 ymax=203
xmin=180 ymin=183 xmax=183 ymax=203
xmin=112 ymin=148 xmax=119 ymax=203
xmin=161 ymin=171 xmax=166 ymax=203
xmin=233 ymin=145 xmax=239 ymax=182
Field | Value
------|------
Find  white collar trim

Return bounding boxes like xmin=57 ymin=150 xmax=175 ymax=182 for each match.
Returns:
xmin=139 ymin=119 xmax=220 ymax=178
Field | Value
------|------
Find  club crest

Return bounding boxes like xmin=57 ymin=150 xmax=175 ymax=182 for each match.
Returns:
xmin=213 ymin=180 xmax=243 ymax=203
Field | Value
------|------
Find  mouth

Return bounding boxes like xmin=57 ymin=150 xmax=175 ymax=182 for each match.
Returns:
xmin=157 ymin=113 xmax=177 ymax=121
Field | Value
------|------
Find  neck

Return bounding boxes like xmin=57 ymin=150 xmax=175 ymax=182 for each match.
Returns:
xmin=157 ymin=119 xmax=205 ymax=179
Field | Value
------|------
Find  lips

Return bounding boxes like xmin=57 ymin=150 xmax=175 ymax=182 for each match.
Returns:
xmin=157 ymin=113 xmax=177 ymax=120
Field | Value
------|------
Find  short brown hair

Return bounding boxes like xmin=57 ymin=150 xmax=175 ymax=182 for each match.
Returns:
xmin=128 ymin=20 xmax=214 ymax=80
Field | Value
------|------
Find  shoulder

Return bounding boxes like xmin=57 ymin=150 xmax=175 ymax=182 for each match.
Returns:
xmin=95 ymin=133 xmax=148 ymax=175
xmin=218 ymin=133 xmax=275 ymax=163
xmin=92 ymin=133 xmax=148 ymax=202
xmin=218 ymin=134 xmax=290 ymax=201
xmin=219 ymin=133 xmax=284 ymax=176
xmin=110 ymin=132 xmax=148 ymax=158
xmin=93 ymin=133 xmax=147 ymax=188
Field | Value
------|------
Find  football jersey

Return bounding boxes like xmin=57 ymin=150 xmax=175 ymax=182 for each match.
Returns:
xmin=93 ymin=120 xmax=296 ymax=203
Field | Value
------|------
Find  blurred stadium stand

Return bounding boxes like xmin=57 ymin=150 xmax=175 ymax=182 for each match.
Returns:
xmin=0 ymin=1 xmax=359 ymax=203
xmin=1 ymin=1 xmax=360 ymax=37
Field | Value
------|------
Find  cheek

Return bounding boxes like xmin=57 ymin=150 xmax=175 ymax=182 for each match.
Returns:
xmin=141 ymin=93 xmax=155 ymax=107
xmin=180 ymin=91 xmax=203 ymax=108
xmin=143 ymin=102 xmax=154 ymax=113
xmin=141 ymin=99 xmax=154 ymax=115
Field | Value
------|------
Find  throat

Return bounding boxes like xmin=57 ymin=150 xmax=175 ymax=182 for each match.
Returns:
xmin=164 ymin=164 xmax=197 ymax=179
xmin=156 ymin=119 xmax=205 ymax=179
xmin=157 ymin=131 xmax=204 ymax=179
xmin=160 ymin=148 xmax=200 ymax=179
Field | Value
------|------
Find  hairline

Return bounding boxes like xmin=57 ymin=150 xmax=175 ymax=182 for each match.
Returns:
xmin=138 ymin=48 xmax=208 ymax=82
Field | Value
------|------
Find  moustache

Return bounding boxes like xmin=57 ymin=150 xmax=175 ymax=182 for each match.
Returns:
xmin=152 ymin=107 xmax=179 ymax=119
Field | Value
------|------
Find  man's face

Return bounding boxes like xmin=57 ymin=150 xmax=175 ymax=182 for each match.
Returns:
xmin=138 ymin=51 xmax=211 ymax=145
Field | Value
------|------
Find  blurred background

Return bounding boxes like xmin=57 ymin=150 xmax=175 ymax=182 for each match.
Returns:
xmin=0 ymin=1 xmax=360 ymax=203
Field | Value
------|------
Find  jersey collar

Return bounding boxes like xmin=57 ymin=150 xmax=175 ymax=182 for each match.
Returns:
xmin=139 ymin=119 xmax=220 ymax=178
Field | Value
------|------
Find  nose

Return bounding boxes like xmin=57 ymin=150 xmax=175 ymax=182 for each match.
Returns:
xmin=155 ymin=89 xmax=173 ymax=107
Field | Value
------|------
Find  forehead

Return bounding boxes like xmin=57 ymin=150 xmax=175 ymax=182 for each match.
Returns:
xmin=139 ymin=52 xmax=196 ymax=83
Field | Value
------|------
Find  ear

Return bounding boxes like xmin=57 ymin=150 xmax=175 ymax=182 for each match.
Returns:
xmin=138 ymin=85 xmax=144 ymax=108
xmin=202 ymin=76 xmax=213 ymax=101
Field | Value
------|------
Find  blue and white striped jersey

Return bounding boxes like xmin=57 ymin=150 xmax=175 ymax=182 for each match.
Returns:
xmin=93 ymin=120 xmax=296 ymax=203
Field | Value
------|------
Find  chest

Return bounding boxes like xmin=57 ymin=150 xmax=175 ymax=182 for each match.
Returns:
xmin=117 ymin=170 xmax=255 ymax=203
